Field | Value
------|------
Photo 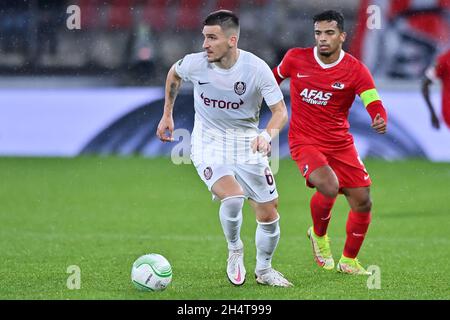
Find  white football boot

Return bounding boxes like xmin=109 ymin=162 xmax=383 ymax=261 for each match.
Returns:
xmin=255 ymin=268 xmax=293 ymax=287
xmin=226 ymin=248 xmax=246 ymax=286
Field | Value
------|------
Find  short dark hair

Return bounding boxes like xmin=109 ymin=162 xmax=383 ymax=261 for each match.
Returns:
xmin=313 ymin=10 xmax=345 ymax=32
xmin=204 ymin=10 xmax=240 ymax=34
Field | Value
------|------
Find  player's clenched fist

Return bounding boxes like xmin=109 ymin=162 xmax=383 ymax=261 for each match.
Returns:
xmin=371 ymin=113 xmax=387 ymax=134
xmin=156 ymin=114 xmax=174 ymax=142
xmin=251 ymin=132 xmax=271 ymax=156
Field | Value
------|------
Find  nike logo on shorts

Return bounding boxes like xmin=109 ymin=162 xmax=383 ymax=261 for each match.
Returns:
xmin=269 ymin=189 xmax=276 ymax=194
xmin=198 ymin=81 xmax=210 ymax=85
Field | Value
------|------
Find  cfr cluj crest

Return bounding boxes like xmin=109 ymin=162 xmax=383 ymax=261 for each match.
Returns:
xmin=204 ymin=167 xmax=213 ymax=180
xmin=234 ymin=81 xmax=246 ymax=95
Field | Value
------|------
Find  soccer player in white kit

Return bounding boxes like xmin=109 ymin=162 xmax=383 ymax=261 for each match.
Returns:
xmin=156 ymin=10 xmax=292 ymax=287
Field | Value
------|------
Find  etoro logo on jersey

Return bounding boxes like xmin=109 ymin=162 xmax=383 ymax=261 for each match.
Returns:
xmin=200 ymin=92 xmax=244 ymax=110
xmin=300 ymin=88 xmax=333 ymax=106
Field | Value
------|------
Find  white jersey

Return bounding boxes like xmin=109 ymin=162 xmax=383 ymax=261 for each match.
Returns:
xmin=175 ymin=49 xmax=283 ymax=164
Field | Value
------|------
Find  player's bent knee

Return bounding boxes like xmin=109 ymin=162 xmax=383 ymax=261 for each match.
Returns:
xmin=361 ymin=199 xmax=372 ymax=212
xmin=317 ymin=183 xmax=339 ymax=198
xmin=221 ymin=195 xmax=245 ymax=209
xmin=220 ymin=196 xmax=245 ymax=219
xmin=215 ymin=192 xmax=244 ymax=201
xmin=309 ymin=166 xmax=339 ymax=198
xmin=256 ymin=211 xmax=280 ymax=224
xmin=354 ymin=198 xmax=372 ymax=213
xmin=256 ymin=205 xmax=280 ymax=223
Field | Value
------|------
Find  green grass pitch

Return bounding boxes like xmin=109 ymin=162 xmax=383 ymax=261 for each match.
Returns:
xmin=0 ymin=157 xmax=449 ymax=299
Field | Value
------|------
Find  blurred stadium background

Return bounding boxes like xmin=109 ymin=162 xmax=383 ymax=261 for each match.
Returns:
xmin=1 ymin=0 xmax=449 ymax=84
xmin=0 ymin=0 xmax=449 ymax=300
xmin=1 ymin=0 xmax=450 ymax=158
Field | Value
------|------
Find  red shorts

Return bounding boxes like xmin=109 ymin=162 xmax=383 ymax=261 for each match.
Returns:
xmin=291 ymin=144 xmax=372 ymax=190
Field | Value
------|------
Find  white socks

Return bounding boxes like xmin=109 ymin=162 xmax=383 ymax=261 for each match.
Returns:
xmin=220 ymin=196 xmax=281 ymax=272
xmin=219 ymin=196 xmax=245 ymax=251
xmin=255 ymin=215 xmax=280 ymax=273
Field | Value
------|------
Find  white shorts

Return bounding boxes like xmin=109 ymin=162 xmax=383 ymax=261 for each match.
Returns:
xmin=192 ymin=160 xmax=279 ymax=203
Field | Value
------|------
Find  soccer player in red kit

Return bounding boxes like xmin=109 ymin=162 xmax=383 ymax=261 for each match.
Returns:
xmin=273 ymin=10 xmax=387 ymax=275
xmin=422 ymin=48 xmax=450 ymax=130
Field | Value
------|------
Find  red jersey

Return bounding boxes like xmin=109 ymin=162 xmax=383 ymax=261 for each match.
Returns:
xmin=435 ymin=49 xmax=450 ymax=127
xmin=274 ymin=47 xmax=381 ymax=150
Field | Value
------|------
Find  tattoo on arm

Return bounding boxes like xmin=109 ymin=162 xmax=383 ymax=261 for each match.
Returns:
xmin=164 ymin=68 xmax=182 ymax=115
xmin=169 ymin=82 xmax=179 ymax=101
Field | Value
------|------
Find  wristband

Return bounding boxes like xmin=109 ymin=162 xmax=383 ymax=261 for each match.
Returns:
xmin=260 ymin=130 xmax=272 ymax=143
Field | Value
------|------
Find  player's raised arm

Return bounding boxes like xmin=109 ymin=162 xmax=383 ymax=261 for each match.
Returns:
xmin=156 ymin=64 xmax=182 ymax=142
xmin=251 ymin=99 xmax=288 ymax=155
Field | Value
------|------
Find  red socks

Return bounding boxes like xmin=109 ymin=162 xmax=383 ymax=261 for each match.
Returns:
xmin=343 ymin=210 xmax=372 ymax=259
xmin=310 ymin=192 xmax=336 ymax=237
xmin=310 ymin=193 xmax=372 ymax=259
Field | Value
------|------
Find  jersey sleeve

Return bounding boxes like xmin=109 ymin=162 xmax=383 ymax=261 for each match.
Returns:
xmin=258 ymin=61 xmax=284 ymax=107
xmin=355 ymin=62 xmax=381 ymax=107
xmin=354 ymin=62 xmax=387 ymax=123
xmin=174 ymin=54 xmax=194 ymax=82
xmin=274 ymin=48 xmax=295 ymax=82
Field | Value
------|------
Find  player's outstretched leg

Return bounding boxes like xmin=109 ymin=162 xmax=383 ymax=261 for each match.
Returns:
xmin=254 ymin=216 xmax=293 ymax=287
xmin=219 ymin=195 xmax=246 ymax=285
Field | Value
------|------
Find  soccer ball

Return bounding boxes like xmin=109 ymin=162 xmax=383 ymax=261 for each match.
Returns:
xmin=131 ymin=253 xmax=172 ymax=291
